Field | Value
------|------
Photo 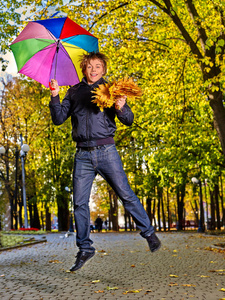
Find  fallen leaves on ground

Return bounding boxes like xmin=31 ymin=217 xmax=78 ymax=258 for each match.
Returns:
xmin=94 ymin=290 xmax=104 ymax=293
xmin=205 ymin=246 xmax=225 ymax=254
xmin=169 ymin=283 xmax=178 ymax=286
xmin=48 ymin=260 xmax=62 ymax=263
xmin=106 ymin=286 xmax=119 ymax=290
xmin=92 ymin=280 xmax=101 ymax=283
xmin=98 ymin=249 xmax=109 ymax=256
xmin=209 ymin=269 xmax=225 ymax=275
xmin=181 ymin=284 xmax=196 ymax=287
xmin=123 ymin=289 xmax=142 ymax=294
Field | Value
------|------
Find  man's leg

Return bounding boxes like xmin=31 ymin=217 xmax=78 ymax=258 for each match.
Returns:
xmin=96 ymin=145 xmax=161 ymax=252
xmin=70 ymin=150 xmax=96 ymax=271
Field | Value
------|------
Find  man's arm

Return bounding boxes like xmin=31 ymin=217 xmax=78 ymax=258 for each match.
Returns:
xmin=49 ymin=79 xmax=71 ymax=125
xmin=115 ymin=96 xmax=134 ymax=126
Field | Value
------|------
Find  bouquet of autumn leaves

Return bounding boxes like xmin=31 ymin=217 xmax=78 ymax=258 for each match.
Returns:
xmin=92 ymin=77 xmax=142 ymax=111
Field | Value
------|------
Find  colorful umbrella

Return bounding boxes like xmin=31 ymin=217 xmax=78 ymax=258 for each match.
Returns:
xmin=10 ymin=17 xmax=99 ymax=87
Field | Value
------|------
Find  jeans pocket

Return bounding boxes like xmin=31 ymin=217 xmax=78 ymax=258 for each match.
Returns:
xmin=75 ymin=149 xmax=87 ymax=159
xmin=103 ymin=144 xmax=118 ymax=162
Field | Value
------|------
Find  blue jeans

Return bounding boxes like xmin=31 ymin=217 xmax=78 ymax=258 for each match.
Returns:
xmin=73 ymin=144 xmax=154 ymax=252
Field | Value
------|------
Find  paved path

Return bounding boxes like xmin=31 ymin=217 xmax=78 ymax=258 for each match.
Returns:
xmin=0 ymin=231 xmax=225 ymax=300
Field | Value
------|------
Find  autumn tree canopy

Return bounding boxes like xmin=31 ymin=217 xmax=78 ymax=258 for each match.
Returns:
xmin=1 ymin=0 xmax=225 ymax=230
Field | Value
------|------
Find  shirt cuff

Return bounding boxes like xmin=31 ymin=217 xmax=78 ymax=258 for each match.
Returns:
xmin=116 ymin=105 xmax=125 ymax=115
xmin=50 ymin=94 xmax=60 ymax=104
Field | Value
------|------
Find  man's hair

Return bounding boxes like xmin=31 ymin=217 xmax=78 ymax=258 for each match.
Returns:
xmin=80 ymin=52 xmax=108 ymax=76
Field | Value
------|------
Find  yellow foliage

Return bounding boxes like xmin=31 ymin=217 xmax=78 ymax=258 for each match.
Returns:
xmin=92 ymin=77 xmax=142 ymax=111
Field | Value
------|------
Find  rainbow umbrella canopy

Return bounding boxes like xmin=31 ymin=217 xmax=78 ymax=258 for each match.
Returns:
xmin=10 ymin=16 xmax=99 ymax=87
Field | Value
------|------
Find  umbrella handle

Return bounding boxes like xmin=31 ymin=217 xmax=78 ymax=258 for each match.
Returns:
xmin=49 ymin=82 xmax=55 ymax=90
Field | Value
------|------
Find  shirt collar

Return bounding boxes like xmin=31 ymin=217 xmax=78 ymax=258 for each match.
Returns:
xmin=82 ymin=77 xmax=106 ymax=87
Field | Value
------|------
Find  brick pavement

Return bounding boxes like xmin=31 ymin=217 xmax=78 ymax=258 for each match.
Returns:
xmin=0 ymin=231 xmax=225 ymax=300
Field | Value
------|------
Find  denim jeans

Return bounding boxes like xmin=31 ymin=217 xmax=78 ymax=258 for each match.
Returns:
xmin=73 ymin=144 xmax=154 ymax=252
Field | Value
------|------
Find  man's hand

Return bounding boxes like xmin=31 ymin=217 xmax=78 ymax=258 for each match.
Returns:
xmin=115 ymin=95 xmax=127 ymax=110
xmin=50 ymin=79 xmax=59 ymax=97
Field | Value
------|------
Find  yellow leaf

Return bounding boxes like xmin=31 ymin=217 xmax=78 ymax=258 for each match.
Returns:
xmin=107 ymin=286 xmax=118 ymax=290
xmin=123 ymin=289 xmax=142 ymax=294
xmin=92 ymin=280 xmax=100 ymax=283
xmin=169 ymin=283 xmax=178 ymax=286
xmin=94 ymin=290 xmax=104 ymax=293
xmin=220 ymin=288 xmax=225 ymax=291
xmin=181 ymin=284 xmax=196 ymax=287
xmin=169 ymin=274 xmax=178 ymax=278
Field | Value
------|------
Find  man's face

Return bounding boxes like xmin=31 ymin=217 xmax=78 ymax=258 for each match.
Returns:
xmin=84 ymin=58 xmax=105 ymax=84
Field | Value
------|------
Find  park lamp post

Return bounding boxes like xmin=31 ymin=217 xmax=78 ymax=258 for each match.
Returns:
xmin=191 ymin=177 xmax=205 ymax=233
xmin=20 ymin=143 xmax=30 ymax=228
xmin=65 ymin=186 xmax=74 ymax=232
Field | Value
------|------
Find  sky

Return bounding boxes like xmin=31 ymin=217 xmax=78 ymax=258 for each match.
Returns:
xmin=1 ymin=52 xmax=18 ymax=78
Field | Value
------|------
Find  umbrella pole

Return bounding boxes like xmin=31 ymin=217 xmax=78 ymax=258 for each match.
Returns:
xmin=54 ymin=40 xmax=60 ymax=79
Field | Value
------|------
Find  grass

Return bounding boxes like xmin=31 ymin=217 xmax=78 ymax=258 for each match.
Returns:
xmin=3 ymin=230 xmax=46 ymax=235
xmin=0 ymin=230 xmax=46 ymax=249
xmin=0 ymin=234 xmax=26 ymax=248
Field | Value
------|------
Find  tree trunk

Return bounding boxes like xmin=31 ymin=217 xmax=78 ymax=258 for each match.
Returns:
xmin=161 ymin=191 xmax=166 ymax=232
xmin=108 ymin=188 xmax=119 ymax=231
xmin=57 ymin=194 xmax=69 ymax=231
xmin=33 ymin=202 xmax=41 ymax=229
xmin=45 ymin=206 xmax=51 ymax=231
xmin=153 ymin=198 xmax=156 ymax=230
xmin=124 ymin=210 xmax=128 ymax=231
xmin=166 ymin=188 xmax=171 ymax=231
xmin=146 ymin=197 xmax=152 ymax=224
xmin=214 ymin=184 xmax=221 ymax=230
xmin=210 ymin=190 xmax=216 ymax=230
xmin=28 ymin=203 xmax=32 ymax=227
xmin=209 ymin=91 xmax=225 ymax=157
xmin=157 ymin=187 xmax=161 ymax=231
xmin=176 ymin=190 xmax=182 ymax=231
xmin=177 ymin=184 xmax=185 ymax=231
xmin=220 ymin=175 xmax=225 ymax=226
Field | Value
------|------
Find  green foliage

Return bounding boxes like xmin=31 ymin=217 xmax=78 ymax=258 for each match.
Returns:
xmin=2 ymin=0 xmax=225 ymax=227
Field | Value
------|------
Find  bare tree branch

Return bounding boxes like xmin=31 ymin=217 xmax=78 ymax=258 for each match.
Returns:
xmin=184 ymin=0 xmax=207 ymax=53
xmin=149 ymin=0 xmax=203 ymax=62
xmin=89 ymin=2 xmax=129 ymax=31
